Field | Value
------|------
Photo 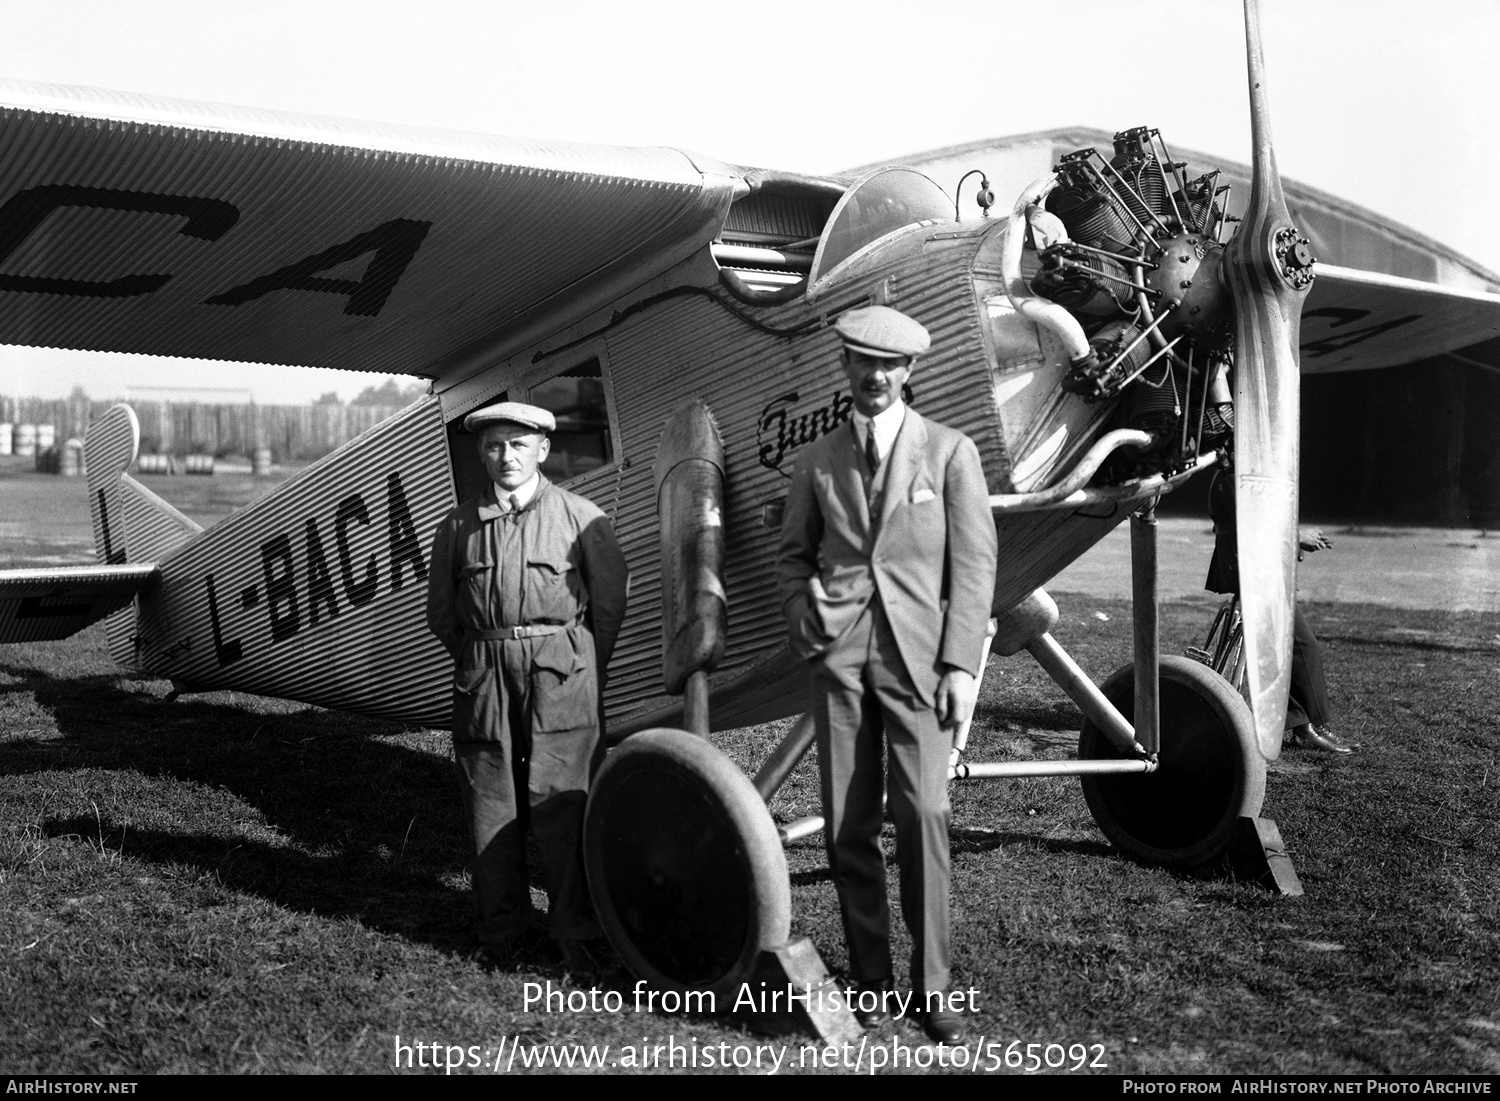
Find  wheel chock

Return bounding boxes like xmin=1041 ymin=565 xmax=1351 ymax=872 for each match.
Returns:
xmin=1228 ymin=816 xmax=1303 ymax=896
xmin=742 ymin=937 xmax=863 ymax=1046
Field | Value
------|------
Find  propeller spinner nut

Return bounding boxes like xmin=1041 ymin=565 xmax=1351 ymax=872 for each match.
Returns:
xmin=1274 ymin=227 xmax=1316 ymax=290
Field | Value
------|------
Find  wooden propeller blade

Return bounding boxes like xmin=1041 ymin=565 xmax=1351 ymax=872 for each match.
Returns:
xmin=1222 ymin=0 xmax=1315 ymax=760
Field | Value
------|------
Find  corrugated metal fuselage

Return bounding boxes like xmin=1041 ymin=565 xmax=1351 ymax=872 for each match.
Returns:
xmin=115 ymin=215 xmax=1145 ymax=733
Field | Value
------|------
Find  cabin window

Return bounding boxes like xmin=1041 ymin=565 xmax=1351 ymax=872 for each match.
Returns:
xmin=530 ymin=358 xmax=613 ymax=482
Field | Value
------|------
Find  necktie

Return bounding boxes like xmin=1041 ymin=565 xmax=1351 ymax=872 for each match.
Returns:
xmin=864 ymin=425 xmax=880 ymax=474
xmin=508 ymin=493 xmax=521 ymax=514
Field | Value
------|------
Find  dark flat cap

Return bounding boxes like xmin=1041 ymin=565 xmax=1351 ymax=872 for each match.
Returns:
xmin=463 ymin=401 xmax=556 ymax=434
xmin=835 ymin=305 xmax=931 ymax=359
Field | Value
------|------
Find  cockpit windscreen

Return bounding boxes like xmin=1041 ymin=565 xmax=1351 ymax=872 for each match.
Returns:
xmin=809 ymin=167 xmax=953 ymax=285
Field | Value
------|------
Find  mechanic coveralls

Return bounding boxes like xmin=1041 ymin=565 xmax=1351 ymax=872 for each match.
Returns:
xmin=426 ymin=477 xmax=628 ymax=944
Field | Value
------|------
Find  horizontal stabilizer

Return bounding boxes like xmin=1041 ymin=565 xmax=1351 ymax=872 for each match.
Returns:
xmin=0 ymin=564 xmax=159 ymax=643
xmin=1301 ymin=265 xmax=1500 ymax=374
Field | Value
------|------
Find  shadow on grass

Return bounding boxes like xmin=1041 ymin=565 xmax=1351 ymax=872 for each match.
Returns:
xmin=786 ymin=867 xmax=832 ymax=888
xmin=2 ymin=659 xmax=480 ymax=956
xmin=948 ymin=826 xmax=1116 ymax=861
xmin=783 ymin=825 xmax=1119 ymax=887
xmin=980 ymin=701 xmax=1084 ymax=734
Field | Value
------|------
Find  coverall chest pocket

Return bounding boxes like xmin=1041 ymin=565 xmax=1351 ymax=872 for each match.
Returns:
xmin=525 ymin=555 xmax=583 ymax=620
xmin=458 ymin=562 xmax=494 ymax=616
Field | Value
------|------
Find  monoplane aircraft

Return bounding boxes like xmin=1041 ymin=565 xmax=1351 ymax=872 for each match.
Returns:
xmin=2 ymin=0 xmax=1497 ymax=1003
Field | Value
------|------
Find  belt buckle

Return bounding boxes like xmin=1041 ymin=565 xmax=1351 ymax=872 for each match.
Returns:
xmin=509 ymin=625 xmax=526 ymax=640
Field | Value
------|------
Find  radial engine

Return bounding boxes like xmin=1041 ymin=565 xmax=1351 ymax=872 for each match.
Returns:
xmin=1027 ymin=127 xmax=1312 ymax=469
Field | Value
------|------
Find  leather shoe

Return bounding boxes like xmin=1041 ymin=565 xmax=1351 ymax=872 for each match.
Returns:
xmin=1316 ymin=726 xmax=1357 ymax=750
xmin=916 ymin=1006 xmax=966 ymax=1045
xmin=847 ymin=981 xmax=893 ymax=1029
xmin=1288 ymin=723 xmax=1352 ymax=755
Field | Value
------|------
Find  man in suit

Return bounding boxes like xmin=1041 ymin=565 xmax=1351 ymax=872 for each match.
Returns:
xmin=777 ymin=305 xmax=998 ymax=1044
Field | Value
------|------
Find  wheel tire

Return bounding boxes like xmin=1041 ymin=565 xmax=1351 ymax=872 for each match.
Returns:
xmin=1079 ymin=655 xmax=1266 ymax=868
xmin=583 ymin=728 xmax=790 ymax=1000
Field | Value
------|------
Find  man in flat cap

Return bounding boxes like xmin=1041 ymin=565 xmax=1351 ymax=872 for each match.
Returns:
xmin=778 ymin=305 xmax=997 ymax=1043
xmin=427 ymin=401 xmax=628 ymax=972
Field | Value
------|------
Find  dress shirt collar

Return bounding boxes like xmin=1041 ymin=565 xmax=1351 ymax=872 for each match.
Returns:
xmin=507 ymin=471 xmax=542 ymax=510
xmin=480 ymin=472 xmax=543 ymax=520
xmin=851 ymin=400 xmax=906 ymax=464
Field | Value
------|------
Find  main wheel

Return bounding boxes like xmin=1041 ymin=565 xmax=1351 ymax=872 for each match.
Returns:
xmin=1079 ymin=655 xmax=1266 ymax=868
xmin=583 ymin=728 xmax=790 ymax=1000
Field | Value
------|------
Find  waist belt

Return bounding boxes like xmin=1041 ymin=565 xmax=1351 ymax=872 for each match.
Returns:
xmin=465 ymin=623 xmax=573 ymax=642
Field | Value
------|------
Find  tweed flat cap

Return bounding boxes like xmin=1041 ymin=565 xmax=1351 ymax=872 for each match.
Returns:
xmin=463 ymin=401 xmax=556 ymax=434
xmin=835 ymin=305 xmax=931 ymax=359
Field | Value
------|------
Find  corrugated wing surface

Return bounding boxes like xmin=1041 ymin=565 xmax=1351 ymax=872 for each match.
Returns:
xmin=0 ymin=79 xmax=731 ymax=377
xmin=129 ymin=397 xmax=456 ymax=724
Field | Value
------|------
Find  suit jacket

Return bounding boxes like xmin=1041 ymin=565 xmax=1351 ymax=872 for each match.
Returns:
xmin=777 ymin=407 xmax=998 ymax=706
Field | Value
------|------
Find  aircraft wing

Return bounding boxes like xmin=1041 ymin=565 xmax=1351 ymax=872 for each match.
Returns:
xmin=0 ymin=79 xmax=741 ymax=381
xmin=1299 ymin=265 xmax=1500 ymax=374
xmin=0 ymin=563 xmax=157 ymax=643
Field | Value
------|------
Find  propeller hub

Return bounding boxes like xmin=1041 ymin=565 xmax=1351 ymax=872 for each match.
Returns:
xmin=1143 ymin=231 xmax=1231 ymax=347
xmin=1273 ymin=226 xmax=1317 ymax=290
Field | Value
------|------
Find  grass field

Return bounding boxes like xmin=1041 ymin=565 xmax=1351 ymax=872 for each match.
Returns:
xmin=2 ymin=462 xmax=1498 ymax=1074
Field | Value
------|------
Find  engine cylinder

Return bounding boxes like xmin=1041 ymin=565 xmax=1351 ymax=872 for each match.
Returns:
xmin=1046 ymin=189 xmax=1132 ymax=256
xmin=1111 ymin=128 xmax=1169 ymax=226
xmin=1048 ymin=152 xmax=1134 ymax=254
xmin=1174 ymin=175 xmax=1217 ymax=234
xmin=1031 ymin=251 xmax=1134 ymax=319
xmin=1125 ymin=357 xmax=1180 ymax=436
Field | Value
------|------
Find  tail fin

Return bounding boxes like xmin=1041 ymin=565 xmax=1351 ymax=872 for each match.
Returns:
xmin=83 ymin=405 xmax=203 ymax=667
xmin=84 ymin=404 xmax=140 ymax=568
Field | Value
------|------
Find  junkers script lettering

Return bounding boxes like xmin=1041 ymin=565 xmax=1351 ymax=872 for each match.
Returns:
xmin=757 ymin=390 xmax=854 ymax=476
xmin=756 ymin=383 xmax=916 ymax=475
xmin=202 ymin=471 xmax=428 ymax=666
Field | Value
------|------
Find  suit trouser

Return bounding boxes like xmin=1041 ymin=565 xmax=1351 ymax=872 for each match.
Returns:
xmin=1285 ymin=604 xmax=1332 ymax=729
xmin=813 ymin=599 xmax=952 ymax=996
xmin=453 ymin=638 xmax=602 ymax=945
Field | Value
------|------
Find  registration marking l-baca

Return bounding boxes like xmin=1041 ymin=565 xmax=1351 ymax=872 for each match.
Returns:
xmin=131 ymin=397 xmax=456 ymax=725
